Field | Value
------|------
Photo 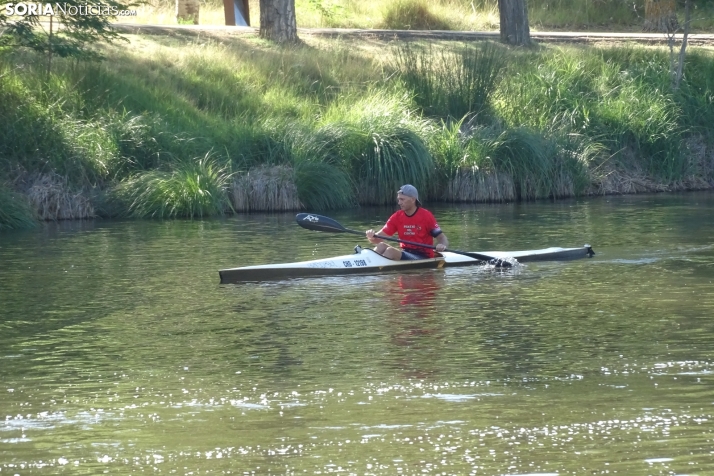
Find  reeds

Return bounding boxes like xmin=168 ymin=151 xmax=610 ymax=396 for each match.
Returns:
xmin=0 ymin=184 xmax=37 ymax=230
xmin=114 ymin=154 xmax=233 ymax=218
xmin=443 ymin=169 xmax=516 ymax=202
xmin=295 ymin=160 xmax=355 ymax=209
xmin=26 ymin=173 xmax=96 ymax=220
xmin=231 ymin=165 xmax=302 ymax=212
xmin=430 ymin=120 xmax=595 ymax=201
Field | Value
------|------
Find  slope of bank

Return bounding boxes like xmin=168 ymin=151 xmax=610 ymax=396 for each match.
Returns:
xmin=1 ymin=33 xmax=713 ymax=229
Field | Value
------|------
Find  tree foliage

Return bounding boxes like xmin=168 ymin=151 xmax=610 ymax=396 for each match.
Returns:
xmin=0 ymin=0 xmax=133 ymax=73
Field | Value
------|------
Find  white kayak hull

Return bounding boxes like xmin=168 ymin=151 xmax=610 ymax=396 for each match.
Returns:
xmin=219 ymin=245 xmax=594 ymax=283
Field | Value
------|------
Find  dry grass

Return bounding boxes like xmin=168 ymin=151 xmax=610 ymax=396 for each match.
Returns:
xmin=380 ymin=0 xmax=451 ymax=30
xmin=442 ymin=168 xmax=516 ymax=202
xmin=27 ymin=173 xmax=95 ymax=220
xmin=590 ymin=136 xmax=714 ymax=195
xmin=231 ymin=165 xmax=302 ymax=211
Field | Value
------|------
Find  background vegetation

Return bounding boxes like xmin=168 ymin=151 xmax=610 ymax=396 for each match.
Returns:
xmin=1 ymin=31 xmax=713 ymax=229
xmin=117 ymin=0 xmax=714 ymax=32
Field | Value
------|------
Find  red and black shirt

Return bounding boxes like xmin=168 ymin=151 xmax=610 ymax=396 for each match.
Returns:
xmin=382 ymin=207 xmax=443 ymax=258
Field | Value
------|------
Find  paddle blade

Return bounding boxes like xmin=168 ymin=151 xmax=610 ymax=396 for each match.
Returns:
xmin=296 ymin=213 xmax=347 ymax=233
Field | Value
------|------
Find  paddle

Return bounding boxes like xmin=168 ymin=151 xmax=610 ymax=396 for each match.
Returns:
xmin=296 ymin=213 xmax=512 ymax=267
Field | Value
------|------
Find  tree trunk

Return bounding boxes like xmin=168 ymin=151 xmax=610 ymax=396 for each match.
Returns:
xmin=259 ymin=0 xmax=298 ymax=43
xmin=498 ymin=0 xmax=530 ymax=46
xmin=674 ymin=0 xmax=692 ymax=90
xmin=644 ymin=0 xmax=678 ymax=32
xmin=176 ymin=0 xmax=200 ymax=25
xmin=46 ymin=15 xmax=53 ymax=78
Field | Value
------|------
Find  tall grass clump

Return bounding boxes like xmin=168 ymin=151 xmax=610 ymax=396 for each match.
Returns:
xmin=675 ymin=49 xmax=714 ymax=140
xmin=0 ymin=62 xmax=122 ymax=187
xmin=231 ymin=165 xmax=303 ymax=212
xmin=494 ymin=46 xmax=687 ymax=180
xmin=392 ymin=42 xmax=506 ymax=120
xmin=294 ymin=160 xmax=355 ymax=209
xmin=287 ymin=123 xmax=356 ymax=210
xmin=320 ymin=92 xmax=435 ymax=205
xmin=380 ymin=0 xmax=451 ymax=30
xmin=114 ymin=154 xmax=234 ymax=218
xmin=0 ymin=184 xmax=37 ymax=230
xmin=226 ymin=119 xmax=355 ymax=210
xmin=429 ymin=120 xmax=596 ymax=201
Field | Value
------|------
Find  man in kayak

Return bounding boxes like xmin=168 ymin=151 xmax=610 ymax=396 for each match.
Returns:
xmin=366 ymin=184 xmax=449 ymax=260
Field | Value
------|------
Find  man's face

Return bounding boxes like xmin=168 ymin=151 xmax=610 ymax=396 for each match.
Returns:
xmin=397 ymin=193 xmax=415 ymax=210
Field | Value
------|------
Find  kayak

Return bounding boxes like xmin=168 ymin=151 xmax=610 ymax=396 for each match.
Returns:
xmin=219 ymin=244 xmax=594 ymax=284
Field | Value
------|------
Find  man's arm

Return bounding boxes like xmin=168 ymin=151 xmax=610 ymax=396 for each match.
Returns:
xmin=435 ymin=232 xmax=449 ymax=252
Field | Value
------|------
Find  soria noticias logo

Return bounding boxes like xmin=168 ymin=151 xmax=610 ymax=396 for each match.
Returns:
xmin=5 ymin=2 xmax=138 ymax=16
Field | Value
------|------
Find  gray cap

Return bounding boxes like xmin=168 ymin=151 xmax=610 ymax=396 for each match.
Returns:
xmin=397 ymin=184 xmax=422 ymax=207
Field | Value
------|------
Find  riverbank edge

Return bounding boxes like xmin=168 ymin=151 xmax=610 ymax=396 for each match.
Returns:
xmin=4 ymin=156 xmax=712 ymax=225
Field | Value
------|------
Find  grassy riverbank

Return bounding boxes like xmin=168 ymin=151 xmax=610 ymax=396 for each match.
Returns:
xmin=1 ymin=33 xmax=713 ymax=229
xmin=120 ymin=0 xmax=714 ymax=32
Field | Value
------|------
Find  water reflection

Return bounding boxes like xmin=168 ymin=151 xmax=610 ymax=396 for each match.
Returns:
xmin=391 ymin=272 xmax=441 ymax=310
xmin=384 ymin=272 xmax=445 ymax=379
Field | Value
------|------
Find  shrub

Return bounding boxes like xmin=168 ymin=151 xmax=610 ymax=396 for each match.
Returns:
xmin=114 ymin=154 xmax=234 ymax=218
xmin=320 ymin=92 xmax=435 ymax=205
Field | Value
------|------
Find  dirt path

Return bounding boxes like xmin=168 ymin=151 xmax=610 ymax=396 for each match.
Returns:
xmin=112 ymin=23 xmax=714 ymax=45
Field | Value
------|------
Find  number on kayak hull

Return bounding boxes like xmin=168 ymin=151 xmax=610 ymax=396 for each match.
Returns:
xmin=343 ymin=260 xmax=367 ymax=267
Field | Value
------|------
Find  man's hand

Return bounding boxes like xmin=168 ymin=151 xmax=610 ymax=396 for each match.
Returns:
xmin=366 ymin=229 xmax=379 ymax=244
xmin=435 ymin=233 xmax=449 ymax=253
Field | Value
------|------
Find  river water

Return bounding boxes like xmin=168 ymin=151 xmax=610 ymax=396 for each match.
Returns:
xmin=1 ymin=192 xmax=713 ymax=475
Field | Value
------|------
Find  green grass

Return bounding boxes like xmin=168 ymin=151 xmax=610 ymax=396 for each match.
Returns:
xmin=429 ymin=121 xmax=595 ymax=200
xmin=392 ymin=41 xmax=506 ymax=119
xmin=319 ymin=91 xmax=435 ymax=205
xmin=1 ymin=33 xmax=713 ymax=228
xmin=0 ymin=183 xmax=37 ymax=230
xmin=493 ymin=46 xmax=692 ymax=179
xmin=113 ymin=154 xmax=234 ymax=218
xmin=381 ymin=0 xmax=451 ymax=30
